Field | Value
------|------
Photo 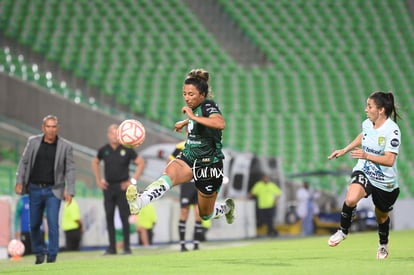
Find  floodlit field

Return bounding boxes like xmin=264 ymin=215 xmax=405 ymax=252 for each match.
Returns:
xmin=1 ymin=230 xmax=413 ymax=275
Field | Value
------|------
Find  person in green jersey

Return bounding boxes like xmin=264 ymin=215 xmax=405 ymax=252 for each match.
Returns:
xmin=127 ymin=68 xmax=235 ymax=226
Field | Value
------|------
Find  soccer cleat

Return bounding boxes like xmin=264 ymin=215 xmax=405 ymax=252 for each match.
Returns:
xmin=376 ymin=244 xmax=389 ymax=259
xmin=328 ymin=230 xmax=347 ymax=247
xmin=126 ymin=183 xmax=141 ymax=214
xmin=224 ymin=198 xmax=235 ymax=224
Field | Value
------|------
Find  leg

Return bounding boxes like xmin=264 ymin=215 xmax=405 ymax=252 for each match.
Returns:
xmin=103 ymin=189 xmax=117 ymax=253
xmin=302 ymin=207 xmax=313 ymax=236
xmin=29 ymin=185 xmax=46 ymax=263
xmin=179 ymin=182 xmax=197 ymax=251
xmin=197 ymin=192 xmax=235 ymax=224
xmin=127 ymin=159 xmax=193 ymax=214
xmin=376 ymin=208 xmax=390 ymax=245
xmin=256 ymin=208 xmax=265 ymax=229
xmin=341 ymin=183 xmax=367 ymax=233
xmin=65 ymin=229 xmax=77 ymax=251
xmin=372 ymin=187 xmax=399 ymax=245
xmin=65 ymin=229 xmax=82 ymax=251
xmin=115 ymin=229 xmax=123 ymax=250
xmin=73 ymin=228 xmax=82 ymax=250
xmin=21 ymin=232 xmax=32 ymax=255
xmin=264 ymin=207 xmax=277 ymax=236
xmin=193 ymin=205 xmax=203 ymax=250
xmin=376 ymin=208 xmax=391 ymax=259
xmin=137 ymin=226 xmax=149 ymax=246
xmin=65 ymin=230 xmax=74 ymax=251
xmin=178 ymin=206 xmax=189 ymax=251
xmin=117 ymin=187 xmax=131 ymax=253
xmin=328 ymin=183 xmax=366 ymax=247
xmin=64 ymin=231 xmax=70 ymax=250
xmin=197 ymin=192 xmax=218 ymax=218
xmin=44 ymin=189 xmax=61 ymax=262
xmin=147 ymin=229 xmax=154 ymax=245
xmin=373 ymin=187 xmax=399 ymax=259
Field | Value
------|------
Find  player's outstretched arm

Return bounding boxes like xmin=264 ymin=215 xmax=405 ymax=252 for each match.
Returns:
xmin=328 ymin=133 xmax=363 ymax=160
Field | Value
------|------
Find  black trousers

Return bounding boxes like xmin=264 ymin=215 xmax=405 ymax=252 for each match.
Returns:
xmin=257 ymin=207 xmax=278 ymax=236
xmin=103 ymin=183 xmax=130 ymax=252
xmin=64 ymin=228 xmax=82 ymax=251
xmin=21 ymin=232 xmax=32 ymax=255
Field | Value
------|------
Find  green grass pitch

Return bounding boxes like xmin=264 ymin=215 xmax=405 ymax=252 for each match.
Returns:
xmin=1 ymin=230 xmax=413 ymax=274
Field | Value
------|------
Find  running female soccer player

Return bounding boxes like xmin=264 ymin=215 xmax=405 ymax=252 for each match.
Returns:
xmin=327 ymin=91 xmax=401 ymax=259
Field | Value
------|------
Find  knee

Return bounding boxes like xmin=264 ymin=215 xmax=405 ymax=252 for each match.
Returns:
xmin=375 ymin=209 xmax=389 ymax=223
xmin=344 ymin=194 xmax=361 ymax=207
xmin=344 ymin=198 xmax=358 ymax=208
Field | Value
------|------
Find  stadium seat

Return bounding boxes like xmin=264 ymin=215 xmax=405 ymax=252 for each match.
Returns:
xmin=1 ymin=0 xmax=413 ymax=196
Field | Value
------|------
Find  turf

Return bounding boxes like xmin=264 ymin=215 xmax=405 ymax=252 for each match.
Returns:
xmin=1 ymin=230 xmax=413 ymax=275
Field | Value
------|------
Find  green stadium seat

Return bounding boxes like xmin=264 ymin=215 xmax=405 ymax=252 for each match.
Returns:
xmin=2 ymin=0 xmax=414 ymax=195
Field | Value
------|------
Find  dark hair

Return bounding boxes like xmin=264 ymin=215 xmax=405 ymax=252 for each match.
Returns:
xmin=369 ymin=91 xmax=400 ymax=122
xmin=184 ymin=68 xmax=210 ymax=97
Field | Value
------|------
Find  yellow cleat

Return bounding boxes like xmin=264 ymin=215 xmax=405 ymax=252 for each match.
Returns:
xmin=224 ymin=198 xmax=235 ymax=224
xmin=126 ymin=184 xmax=141 ymax=214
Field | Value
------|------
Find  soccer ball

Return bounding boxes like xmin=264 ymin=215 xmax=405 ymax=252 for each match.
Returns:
xmin=7 ymin=239 xmax=25 ymax=257
xmin=117 ymin=119 xmax=146 ymax=148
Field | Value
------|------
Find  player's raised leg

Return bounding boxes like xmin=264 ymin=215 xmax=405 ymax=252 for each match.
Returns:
xmin=126 ymin=175 xmax=173 ymax=214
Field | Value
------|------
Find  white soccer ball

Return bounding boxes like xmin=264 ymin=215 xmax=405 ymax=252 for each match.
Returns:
xmin=117 ymin=119 xmax=146 ymax=148
xmin=7 ymin=239 xmax=25 ymax=257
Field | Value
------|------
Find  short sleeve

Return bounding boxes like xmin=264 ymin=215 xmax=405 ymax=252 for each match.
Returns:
xmin=201 ymin=100 xmax=221 ymax=117
xmin=129 ymin=148 xmax=138 ymax=160
xmin=97 ymin=146 xmax=104 ymax=160
xmin=385 ymin=125 xmax=401 ymax=154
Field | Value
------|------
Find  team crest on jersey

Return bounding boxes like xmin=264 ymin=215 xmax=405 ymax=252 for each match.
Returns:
xmin=378 ymin=137 xmax=386 ymax=147
xmin=188 ymin=119 xmax=194 ymax=133
xmin=120 ymin=149 xmax=126 ymax=156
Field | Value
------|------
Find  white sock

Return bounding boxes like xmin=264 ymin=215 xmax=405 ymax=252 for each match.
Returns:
xmin=212 ymin=202 xmax=227 ymax=219
xmin=140 ymin=175 xmax=172 ymax=207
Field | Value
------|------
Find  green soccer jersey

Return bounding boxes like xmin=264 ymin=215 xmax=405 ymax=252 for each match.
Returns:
xmin=183 ymin=99 xmax=224 ymax=166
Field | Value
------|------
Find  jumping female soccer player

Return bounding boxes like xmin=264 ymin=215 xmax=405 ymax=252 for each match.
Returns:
xmin=126 ymin=68 xmax=235 ymax=228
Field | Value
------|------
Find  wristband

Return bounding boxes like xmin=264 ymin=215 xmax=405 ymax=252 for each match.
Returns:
xmin=130 ymin=178 xmax=137 ymax=185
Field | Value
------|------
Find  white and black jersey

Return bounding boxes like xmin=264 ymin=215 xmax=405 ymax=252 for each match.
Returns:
xmin=353 ymin=118 xmax=401 ymax=192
